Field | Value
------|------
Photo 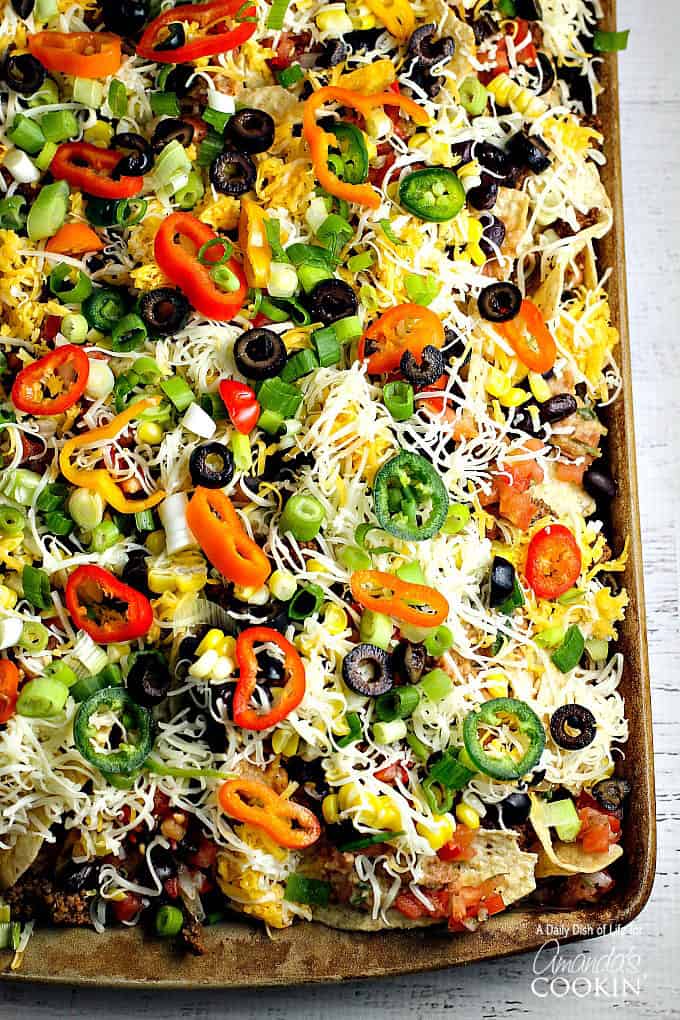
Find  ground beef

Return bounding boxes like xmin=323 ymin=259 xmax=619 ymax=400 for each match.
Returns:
xmin=5 ymin=875 xmax=91 ymax=927
xmin=180 ymin=914 xmax=206 ymax=955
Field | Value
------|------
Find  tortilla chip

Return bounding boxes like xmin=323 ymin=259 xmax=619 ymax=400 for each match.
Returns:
xmin=0 ymin=832 xmax=44 ymax=891
xmin=495 ymin=188 xmax=530 ymax=260
xmin=314 ymin=830 xmax=537 ymax=931
xmin=533 ymin=240 xmax=599 ymax=321
xmin=530 ymin=794 xmax=623 ymax=878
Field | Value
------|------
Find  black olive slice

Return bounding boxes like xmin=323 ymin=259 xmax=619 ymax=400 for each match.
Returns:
xmin=406 ymin=24 xmax=455 ymax=67
xmin=316 ymin=39 xmax=349 ymax=68
xmin=550 ymin=704 xmax=597 ymax=750
xmin=592 ymin=777 xmax=631 ymax=814
xmin=60 ymin=861 xmax=101 ymax=894
xmin=342 ymin=644 xmax=393 ymax=697
xmin=489 ymin=556 xmax=515 ymax=607
xmin=154 ymin=21 xmax=186 ymax=51
xmin=4 ymin=52 xmax=45 ymax=95
xmin=223 ymin=108 xmax=275 ymax=155
xmin=151 ymin=117 xmax=195 ymax=154
xmin=527 ymin=52 xmax=556 ymax=96
xmin=478 ymin=282 xmax=522 ymax=322
xmin=163 ymin=64 xmax=197 ymax=98
xmin=308 ymin=279 xmax=358 ymax=325
xmin=101 ymin=0 xmax=149 ymax=35
xmin=256 ymin=648 xmax=285 ymax=683
xmin=122 ymin=549 xmax=152 ymax=597
xmin=139 ymin=287 xmax=190 ymax=336
xmin=499 ymin=791 xmax=532 ymax=825
xmin=479 ymin=214 xmax=506 ymax=258
xmin=392 ymin=640 xmax=426 ymax=685
xmin=189 ymin=442 xmax=235 ymax=489
xmin=126 ymin=650 xmax=171 ymax=707
xmin=11 ymin=0 xmax=35 ymax=15
xmin=471 ymin=14 xmax=496 ymax=45
xmin=514 ymin=0 xmax=542 ymax=20
xmin=583 ymin=466 xmax=617 ymax=501
xmin=210 ymin=150 xmax=257 ymax=196
xmin=400 ymin=345 xmax=445 ymax=388
xmin=467 ymin=176 xmax=498 ymax=211
xmin=539 ymin=393 xmax=577 ymax=424
xmin=234 ymin=328 xmax=287 ymax=380
xmin=507 ymin=131 xmax=551 ymax=174
xmin=112 ymin=133 xmax=153 ymax=178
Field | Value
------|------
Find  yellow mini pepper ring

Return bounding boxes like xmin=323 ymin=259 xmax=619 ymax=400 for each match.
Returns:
xmin=59 ymin=397 xmax=166 ymax=513
xmin=303 ymin=86 xmax=429 ymax=209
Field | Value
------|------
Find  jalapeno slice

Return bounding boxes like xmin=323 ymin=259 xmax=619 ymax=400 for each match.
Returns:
xmin=74 ymin=686 xmax=154 ymax=775
xmin=399 ymin=167 xmax=465 ymax=222
xmin=463 ymin=697 xmax=545 ymax=780
xmin=328 ymin=122 xmax=369 ymax=185
xmin=373 ymin=450 xmax=448 ymax=541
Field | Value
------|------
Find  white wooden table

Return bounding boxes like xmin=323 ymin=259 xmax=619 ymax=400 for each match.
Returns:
xmin=2 ymin=0 xmax=678 ymax=1015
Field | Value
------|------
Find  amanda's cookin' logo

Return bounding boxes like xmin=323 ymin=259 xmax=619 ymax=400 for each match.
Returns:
xmin=531 ymin=934 xmax=644 ymax=999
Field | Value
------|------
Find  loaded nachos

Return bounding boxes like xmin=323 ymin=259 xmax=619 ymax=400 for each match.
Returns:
xmin=0 ymin=0 xmax=631 ymax=960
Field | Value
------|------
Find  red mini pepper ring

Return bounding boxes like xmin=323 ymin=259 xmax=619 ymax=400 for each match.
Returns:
xmin=12 ymin=344 xmax=90 ymax=416
xmin=50 ymin=142 xmax=144 ymax=200
xmin=495 ymin=299 xmax=556 ymax=374
xmin=0 ymin=660 xmax=20 ymax=725
xmin=155 ymin=212 xmax=248 ymax=322
xmin=136 ymin=0 xmax=256 ymax=63
xmin=218 ymin=778 xmax=321 ymax=849
xmin=525 ymin=524 xmax=582 ymax=600
xmin=186 ymin=486 xmax=271 ymax=588
xmin=232 ymin=626 xmax=306 ymax=731
xmin=65 ymin=565 xmax=153 ymax=644
xmin=28 ymin=31 xmax=123 ymax=79
xmin=350 ymin=570 xmax=449 ymax=628
xmin=218 ymin=379 xmax=260 ymax=434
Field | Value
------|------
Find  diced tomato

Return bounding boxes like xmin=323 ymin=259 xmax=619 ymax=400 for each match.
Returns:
xmin=438 ymin=828 xmax=477 ymax=862
xmin=576 ymin=804 xmax=621 ymax=854
xmin=481 ymin=892 xmax=505 ymax=917
xmin=163 ymin=876 xmax=180 ymax=899
xmin=555 ymin=462 xmax=586 ymax=484
xmin=153 ymin=790 xmax=172 ymax=818
xmin=187 ymin=836 xmax=218 ymax=870
xmin=394 ymin=888 xmax=449 ymax=920
xmin=374 ymin=762 xmax=409 ymax=785
xmin=368 ymin=146 xmax=397 ymax=188
xmin=112 ymin=892 xmax=143 ymax=923
xmin=479 ymin=20 xmax=537 ymax=84
xmin=449 ymin=879 xmax=496 ymax=925
xmin=496 ymin=479 xmax=537 ymax=531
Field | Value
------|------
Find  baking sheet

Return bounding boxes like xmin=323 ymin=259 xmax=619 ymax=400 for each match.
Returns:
xmin=0 ymin=0 xmax=655 ymax=988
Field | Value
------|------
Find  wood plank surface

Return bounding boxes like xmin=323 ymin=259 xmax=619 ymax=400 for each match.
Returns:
xmin=2 ymin=0 xmax=678 ymax=1014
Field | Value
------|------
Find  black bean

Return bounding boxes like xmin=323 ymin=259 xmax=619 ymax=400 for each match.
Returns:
xmin=466 ymin=175 xmax=498 ymax=211
xmin=479 ymin=215 xmax=506 ymax=258
xmin=583 ymin=466 xmax=617 ymax=501
xmin=539 ymin=393 xmax=577 ymax=424
xmin=499 ymin=791 xmax=532 ymax=825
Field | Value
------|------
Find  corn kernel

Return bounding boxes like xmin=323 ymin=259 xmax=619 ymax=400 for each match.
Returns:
xmin=107 ymin=642 xmax=131 ymax=664
xmin=83 ymin=120 xmax=113 ymax=147
xmin=307 ymin=559 xmax=326 ymax=573
xmin=136 ymin=421 xmax=164 ymax=445
xmin=316 ymin=4 xmax=353 ymax=34
xmin=212 ymin=655 xmax=235 ymax=680
xmin=456 ymin=803 xmax=481 ymax=829
xmin=323 ymin=603 xmax=347 ymax=635
xmin=269 ymin=569 xmax=297 ymax=602
xmin=322 ymin=794 xmax=340 ymax=824
xmin=485 ymin=670 xmax=508 ymax=699
xmin=365 ymin=108 xmax=392 ymax=139
xmin=528 ymin=371 xmax=553 ymax=403
xmin=374 ymin=796 xmax=401 ymax=830
xmin=175 ymin=571 xmax=206 ymax=593
xmin=500 ymin=386 xmax=530 ymax=408
xmin=197 ymin=629 xmax=225 ymax=655
xmin=485 ymin=367 xmax=512 ymax=399
xmin=189 ymin=649 xmax=218 ymax=679
xmin=218 ymin=634 xmax=236 ymax=657
xmin=416 ymin=814 xmax=455 ymax=851
xmin=337 ymin=782 xmax=362 ymax=811
xmin=0 ymin=584 xmax=18 ymax=609
xmin=233 ymin=584 xmax=270 ymax=605
xmin=145 ymin=530 xmax=165 ymax=556
xmin=457 ymin=159 xmax=480 ymax=179
xmin=272 ymin=728 xmax=298 ymax=756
